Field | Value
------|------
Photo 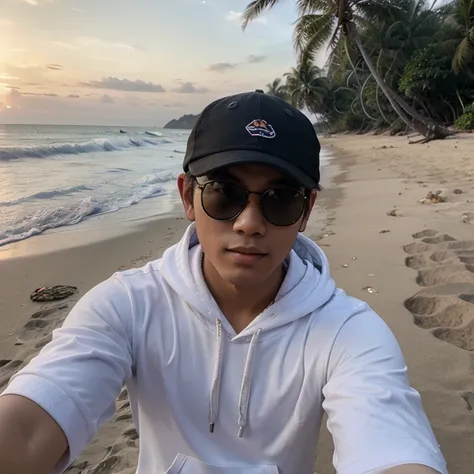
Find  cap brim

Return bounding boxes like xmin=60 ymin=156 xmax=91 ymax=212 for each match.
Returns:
xmin=187 ymin=150 xmax=317 ymax=188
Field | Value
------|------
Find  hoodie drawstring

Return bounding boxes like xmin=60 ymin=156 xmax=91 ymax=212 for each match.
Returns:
xmin=209 ymin=319 xmax=261 ymax=438
xmin=237 ymin=328 xmax=261 ymax=437
xmin=209 ymin=319 xmax=223 ymax=433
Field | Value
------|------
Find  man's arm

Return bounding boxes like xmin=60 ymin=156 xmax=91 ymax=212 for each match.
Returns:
xmin=322 ymin=302 xmax=447 ymax=474
xmin=0 ymin=273 xmax=134 ymax=473
xmin=384 ymin=465 xmax=440 ymax=474
xmin=0 ymin=395 xmax=68 ymax=474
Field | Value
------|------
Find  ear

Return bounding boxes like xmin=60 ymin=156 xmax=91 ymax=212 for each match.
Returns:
xmin=299 ymin=189 xmax=318 ymax=232
xmin=177 ymin=173 xmax=196 ymax=221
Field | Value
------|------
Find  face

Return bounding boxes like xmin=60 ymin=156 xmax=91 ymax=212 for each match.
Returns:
xmin=178 ymin=164 xmax=317 ymax=289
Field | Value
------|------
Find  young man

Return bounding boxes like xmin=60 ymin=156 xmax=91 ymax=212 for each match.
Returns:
xmin=0 ymin=90 xmax=447 ymax=474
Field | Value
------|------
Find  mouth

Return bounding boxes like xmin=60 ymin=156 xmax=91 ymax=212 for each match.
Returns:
xmin=226 ymin=248 xmax=268 ymax=265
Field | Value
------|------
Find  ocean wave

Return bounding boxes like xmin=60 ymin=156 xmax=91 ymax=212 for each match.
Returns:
xmin=0 ymin=181 xmax=167 ymax=247
xmin=106 ymin=167 xmax=133 ymax=173
xmin=0 ymin=136 xmax=172 ymax=161
xmin=145 ymin=130 xmax=163 ymax=137
xmin=0 ymin=184 xmax=91 ymax=207
xmin=133 ymin=171 xmax=179 ymax=186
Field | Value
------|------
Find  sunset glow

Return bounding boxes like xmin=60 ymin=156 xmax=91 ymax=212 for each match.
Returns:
xmin=0 ymin=0 xmax=303 ymax=125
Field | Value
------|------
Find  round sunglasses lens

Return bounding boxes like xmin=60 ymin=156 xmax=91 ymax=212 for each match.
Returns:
xmin=262 ymin=188 xmax=305 ymax=226
xmin=201 ymin=181 xmax=247 ymax=220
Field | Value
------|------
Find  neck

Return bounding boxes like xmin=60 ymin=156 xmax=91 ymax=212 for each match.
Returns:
xmin=202 ymin=256 xmax=285 ymax=333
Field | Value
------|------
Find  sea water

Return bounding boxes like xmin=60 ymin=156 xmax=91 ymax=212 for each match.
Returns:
xmin=0 ymin=124 xmax=331 ymax=248
xmin=0 ymin=124 xmax=188 ymax=246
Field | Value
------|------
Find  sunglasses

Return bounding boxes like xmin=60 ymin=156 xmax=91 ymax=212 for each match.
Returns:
xmin=196 ymin=179 xmax=307 ymax=227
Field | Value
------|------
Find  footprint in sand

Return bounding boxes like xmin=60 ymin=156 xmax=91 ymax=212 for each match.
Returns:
xmin=15 ymin=303 xmax=69 ymax=349
xmin=65 ymin=386 xmax=138 ymax=474
xmin=403 ymin=230 xmax=474 ymax=352
xmin=0 ymin=359 xmax=25 ymax=390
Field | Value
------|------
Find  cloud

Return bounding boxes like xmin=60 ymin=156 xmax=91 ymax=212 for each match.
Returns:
xmin=247 ymin=55 xmax=267 ymax=63
xmin=82 ymin=77 xmax=166 ymax=93
xmin=226 ymin=11 xmax=267 ymax=25
xmin=50 ymin=37 xmax=144 ymax=53
xmin=0 ymin=74 xmax=19 ymax=81
xmin=45 ymin=63 xmax=63 ymax=71
xmin=68 ymin=94 xmax=80 ymax=99
xmin=23 ymin=0 xmax=53 ymax=5
xmin=101 ymin=94 xmax=115 ymax=104
xmin=207 ymin=62 xmax=237 ymax=73
xmin=172 ymin=82 xmax=209 ymax=94
xmin=21 ymin=92 xmax=58 ymax=97
xmin=0 ymin=18 xmax=14 ymax=27
xmin=77 ymin=37 xmax=138 ymax=51
xmin=7 ymin=89 xmax=23 ymax=104
xmin=72 ymin=7 xmax=83 ymax=12
xmin=206 ymin=55 xmax=267 ymax=73
xmin=163 ymin=102 xmax=185 ymax=108
xmin=49 ymin=41 xmax=78 ymax=51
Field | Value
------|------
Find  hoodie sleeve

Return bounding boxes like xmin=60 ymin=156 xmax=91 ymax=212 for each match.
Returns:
xmin=322 ymin=303 xmax=447 ymax=474
xmin=0 ymin=273 xmax=134 ymax=473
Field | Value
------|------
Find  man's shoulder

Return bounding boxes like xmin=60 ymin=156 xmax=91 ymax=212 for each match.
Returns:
xmin=306 ymin=288 xmax=387 ymax=346
xmin=109 ymin=258 xmax=166 ymax=292
xmin=79 ymin=258 xmax=168 ymax=313
xmin=309 ymin=287 xmax=372 ymax=326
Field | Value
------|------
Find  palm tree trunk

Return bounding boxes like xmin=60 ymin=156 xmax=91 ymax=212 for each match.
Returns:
xmin=456 ymin=89 xmax=465 ymax=112
xmin=346 ymin=23 xmax=452 ymax=140
xmin=343 ymin=40 xmax=377 ymax=122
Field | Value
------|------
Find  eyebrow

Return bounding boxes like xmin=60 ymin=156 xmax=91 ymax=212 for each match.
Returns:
xmin=209 ymin=170 xmax=301 ymax=188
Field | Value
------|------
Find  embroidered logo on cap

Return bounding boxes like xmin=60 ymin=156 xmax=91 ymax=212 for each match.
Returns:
xmin=245 ymin=119 xmax=276 ymax=139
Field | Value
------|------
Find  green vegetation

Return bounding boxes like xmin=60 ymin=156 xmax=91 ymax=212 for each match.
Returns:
xmin=456 ymin=103 xmax=474 ymax=130
xmin=243 ymin=0 xmax=474 ymax=139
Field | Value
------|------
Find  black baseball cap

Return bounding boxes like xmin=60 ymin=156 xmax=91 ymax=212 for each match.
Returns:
xmin=183 ymin=90 xmax=320 ymax=188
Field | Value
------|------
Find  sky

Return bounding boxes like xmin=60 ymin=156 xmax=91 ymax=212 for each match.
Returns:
xmin=0 ymin=0 xmax=316 ymax=126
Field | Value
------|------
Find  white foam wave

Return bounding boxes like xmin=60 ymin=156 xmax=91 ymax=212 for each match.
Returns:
xmin=0 ymin=184 xmax=91 ymax=206
xmin=0 ymin=136 xmax=171 ymax=161
xmin=0 ymin=174 xmax=175 ymax=246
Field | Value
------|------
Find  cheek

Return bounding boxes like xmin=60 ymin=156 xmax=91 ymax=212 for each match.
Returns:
xmin=268 ymin=226 xmax=300 ymax=258
xmin=194 ymin=205 xmax=226 ymax=254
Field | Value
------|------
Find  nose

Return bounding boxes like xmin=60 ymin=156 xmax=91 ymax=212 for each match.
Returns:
xmin=232 ymin=193 xmax=266 ymax=236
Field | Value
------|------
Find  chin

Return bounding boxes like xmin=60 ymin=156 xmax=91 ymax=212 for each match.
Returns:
xmin=217 ymin=264 xmax=273 ymax=288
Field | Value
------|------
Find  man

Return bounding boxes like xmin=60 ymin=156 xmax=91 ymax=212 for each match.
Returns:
xmin=0 ymin=90 xmax=447 ymax=474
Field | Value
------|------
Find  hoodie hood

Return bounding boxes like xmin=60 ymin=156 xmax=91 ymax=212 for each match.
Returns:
xmin=160 ymin=223 xmax=337 ymax=437
xmin=160 ymin=222 xmax=336 ymax=341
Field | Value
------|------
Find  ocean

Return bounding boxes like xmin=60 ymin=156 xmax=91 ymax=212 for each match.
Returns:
xmin=0 ymin=124 xmax=331 ymax=248
xmin=0 ymin=124 xmax=188 ymax=247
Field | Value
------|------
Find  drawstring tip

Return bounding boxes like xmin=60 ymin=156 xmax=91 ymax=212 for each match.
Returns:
xmin=209 ymin=422 xmax=215 ymax=433
xmin=238 ymin=426 xmax=244 ymax=438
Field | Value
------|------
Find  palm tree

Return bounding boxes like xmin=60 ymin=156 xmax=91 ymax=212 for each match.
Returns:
xmin=242 ymin=0 xmax=452 ymax=141
xmin=441 ymin=0 xmax=474 ymax=74
xmin=266 ymin=78 xmax=289 ymax=100
xmin=283 ymin=62 xmax=331 ymax=114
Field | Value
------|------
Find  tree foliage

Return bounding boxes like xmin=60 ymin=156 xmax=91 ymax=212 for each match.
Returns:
xmin=244 ymin=0 xmax=474 ymax=135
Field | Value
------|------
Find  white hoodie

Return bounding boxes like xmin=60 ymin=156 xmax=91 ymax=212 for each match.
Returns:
xmin=2 ymin=224 xmax=447 ymax=474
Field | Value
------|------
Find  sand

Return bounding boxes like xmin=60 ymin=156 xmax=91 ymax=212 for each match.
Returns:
xmin=1 ymin=133 xmax=474 ymax=473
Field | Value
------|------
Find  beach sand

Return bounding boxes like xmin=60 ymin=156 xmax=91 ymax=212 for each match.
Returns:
xmin=1 ymin=133 xmax=474 ymax=473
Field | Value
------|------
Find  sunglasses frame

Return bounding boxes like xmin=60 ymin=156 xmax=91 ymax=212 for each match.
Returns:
xmin=195 ymin=179 xmax=307 ymax=227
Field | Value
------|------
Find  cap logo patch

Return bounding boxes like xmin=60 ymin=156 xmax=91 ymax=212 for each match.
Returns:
xmin=245 ymin=119 xmax=276 ymax=139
